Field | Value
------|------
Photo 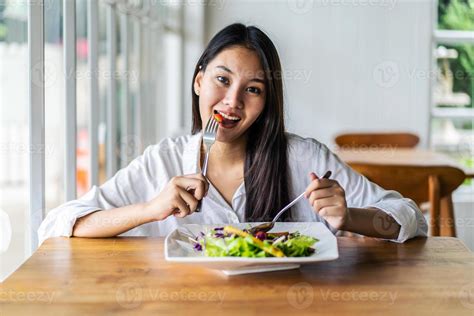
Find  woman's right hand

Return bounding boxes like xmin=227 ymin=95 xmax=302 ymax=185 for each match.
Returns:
xmin=144 ymin=174 xmax=209 ymax=221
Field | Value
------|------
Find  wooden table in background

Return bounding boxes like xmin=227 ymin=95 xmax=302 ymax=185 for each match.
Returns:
xmin=336 ymin=148 xmax=474 ymax=178
xmin=337 ymin=148 xmax=472 ymax=237
xmin=1 ymin=237 xmax=473 ymax=315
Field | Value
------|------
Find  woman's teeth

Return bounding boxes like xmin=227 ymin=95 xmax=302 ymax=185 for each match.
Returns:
xmin=217 ymin=110 xmax=241 ymax=121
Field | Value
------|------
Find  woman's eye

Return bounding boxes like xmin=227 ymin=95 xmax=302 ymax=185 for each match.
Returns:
xmin=216 ymin=76 xmax=229 ymax=85
xmin=246 ymin=87 xmax=262 ymax=95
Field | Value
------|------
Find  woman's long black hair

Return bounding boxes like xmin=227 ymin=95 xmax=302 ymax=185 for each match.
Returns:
xmin=191 ymin=23 xmax=291 ymax=222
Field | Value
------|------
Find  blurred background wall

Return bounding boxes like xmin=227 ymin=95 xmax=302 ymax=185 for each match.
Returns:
xmin=182 ymin=0 xmax=433 ymax=149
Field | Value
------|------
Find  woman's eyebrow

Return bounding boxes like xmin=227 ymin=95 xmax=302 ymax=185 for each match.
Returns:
xmin=216 ymin=65 xmax=233 ymax=73
xmin=215 ymin=65 xmax=265 ymax=84
xmin=250 ymin=78 xmax=265 ymax=84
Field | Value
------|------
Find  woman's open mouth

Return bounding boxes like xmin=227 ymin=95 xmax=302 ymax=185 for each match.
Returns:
xmin=214 ymin=110 xmax=241 ymax=129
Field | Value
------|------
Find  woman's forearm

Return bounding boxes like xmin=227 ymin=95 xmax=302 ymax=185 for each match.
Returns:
xmin=72 ymin=203 xmax=154 ymax=238
xmin=341 ymin=207 xmax=401 ymax=240
xmin=72 ymin=173 xmax=209 ymax=238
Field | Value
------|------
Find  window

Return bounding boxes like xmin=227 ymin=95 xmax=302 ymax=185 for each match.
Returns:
xmin=431 ymin=0 xmax=474 ymax=191
xmin=0 ymin=0 xmax=29 ymax=281
xmin=44 ymin=0 xmax=65 ymax=213
xmin=0 ymin=0 xmax=178 ymax=281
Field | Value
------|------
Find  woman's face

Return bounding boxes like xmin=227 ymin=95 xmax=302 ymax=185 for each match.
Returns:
xmin=194 ymin=46 xmax=266 ymax=143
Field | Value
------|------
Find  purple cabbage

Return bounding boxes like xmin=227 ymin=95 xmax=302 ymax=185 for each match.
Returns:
xmin=193 ymin=243 xmax=203 ymax=251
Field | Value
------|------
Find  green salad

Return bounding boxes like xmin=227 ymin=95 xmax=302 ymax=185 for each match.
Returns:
xmin=190 ymin=225 xmax=318 ymax=258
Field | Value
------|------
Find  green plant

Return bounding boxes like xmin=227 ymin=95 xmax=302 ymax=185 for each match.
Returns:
xmin=439 ymin=0 xmax=474 ymax=108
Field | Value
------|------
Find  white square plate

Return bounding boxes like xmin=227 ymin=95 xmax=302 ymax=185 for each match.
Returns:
xmin=164 ymin=222 xmax=339 ymax=275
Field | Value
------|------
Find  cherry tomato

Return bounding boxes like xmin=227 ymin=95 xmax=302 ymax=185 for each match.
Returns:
xmin=214 ymin=113 xmax=223 ymax=123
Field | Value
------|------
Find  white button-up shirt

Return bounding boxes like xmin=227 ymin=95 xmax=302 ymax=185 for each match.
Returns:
xmin=38 ymin=132 xmax=427 ymax=244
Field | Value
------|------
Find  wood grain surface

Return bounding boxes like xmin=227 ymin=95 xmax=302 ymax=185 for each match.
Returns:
xmin=336 ymin=148 xmax=474 ymax=177
xmin=1 ymin=237 xmax=473 ymax=315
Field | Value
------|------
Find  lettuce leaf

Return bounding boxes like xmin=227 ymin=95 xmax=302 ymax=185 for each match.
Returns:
xmin=204 ymin=235 xmax=269 ymax=257
xmin=201 ymin=231 xmax=318 ymax=258
xmin=275 ymin=235 xmax=318 ymax=257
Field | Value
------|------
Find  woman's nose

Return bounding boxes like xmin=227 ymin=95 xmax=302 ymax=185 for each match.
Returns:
xmin=223 ymin=86 xmax=243 ymax=109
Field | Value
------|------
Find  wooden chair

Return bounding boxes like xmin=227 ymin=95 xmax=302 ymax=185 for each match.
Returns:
xmin=335 ymin=132 xmax=420 ymax=149
xmin=348 ymin=163 xmax=466 ymax=237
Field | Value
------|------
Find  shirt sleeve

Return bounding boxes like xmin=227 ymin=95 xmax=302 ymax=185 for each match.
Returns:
xmin=315 ymin=143 xmax=428 ymax=243
xmin=37 ymin=145 xmax=160 ymax=245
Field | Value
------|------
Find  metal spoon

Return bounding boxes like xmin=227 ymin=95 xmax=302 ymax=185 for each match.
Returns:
xmin=249 ymin=170 xmax=332 ymax=234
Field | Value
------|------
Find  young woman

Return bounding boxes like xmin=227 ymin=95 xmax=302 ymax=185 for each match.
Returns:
xmin=38 ymin=23 xmax=427 ymax=244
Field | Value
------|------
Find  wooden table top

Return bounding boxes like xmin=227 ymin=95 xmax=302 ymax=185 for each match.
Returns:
xmin=0 ymin=237 xmax=474 ymax=316
xmin=336 ymin=148 xmax=474 ymax=177
xmin=1 ymin=237 xmax=473 ymax=315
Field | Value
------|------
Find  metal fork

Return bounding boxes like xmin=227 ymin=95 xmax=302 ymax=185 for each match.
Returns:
xmin=248 ymin=170 xmax=332 ymax=234
xmin=194 ymin=115 xmax=219 ymax=212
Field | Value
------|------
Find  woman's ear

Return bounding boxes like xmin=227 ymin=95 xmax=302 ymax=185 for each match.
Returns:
xmin=194 ymin=71 xmax=203 ymax=96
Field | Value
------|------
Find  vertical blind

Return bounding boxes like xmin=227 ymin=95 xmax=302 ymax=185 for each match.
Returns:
xmin=26 ymin=0 xmax=168 ymax=252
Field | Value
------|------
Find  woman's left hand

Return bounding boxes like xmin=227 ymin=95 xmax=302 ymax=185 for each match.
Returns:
xmin=304 ymin=172 xmax=349 ymax=230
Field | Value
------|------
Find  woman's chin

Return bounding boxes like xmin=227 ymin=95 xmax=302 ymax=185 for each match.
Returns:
xmin=215 ymin=131 xmax=233 ymax=142
xmin=216 ymin=128 xmax=243 ymax=143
